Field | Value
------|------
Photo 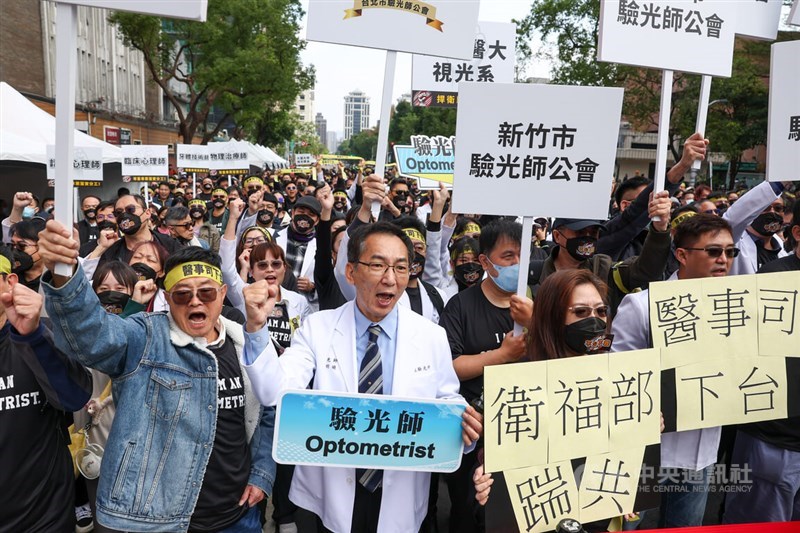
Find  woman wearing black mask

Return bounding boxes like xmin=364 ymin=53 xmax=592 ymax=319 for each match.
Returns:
xmin=446 ymin=236 xmax=483 ymax=298
xmin=9 ymin=218 xmax=47 ymax=292
xmin=126 ymin=240 xmax=168 ymax=312
xmin=188 ymin=199 xmax=221 ymax=253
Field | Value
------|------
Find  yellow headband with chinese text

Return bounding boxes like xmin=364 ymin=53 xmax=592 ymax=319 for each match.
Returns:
xmin=240 ymin=226 xmax=272 ymax=244
xmin=0 ymin=255 xmax=11 ymax=275
xmin=671 ymin=211 xmax=697 ymax=230
xmin=455 ymin=222 xmax=481 ymax=239
xmin=451 ymin=245 xmax=477 ymax=260
xmin=188 ymin=199 xmax=206 ymax=208
xmin=164 ymin=262 xmax=223 ymax=292
xmin=403 ymin=228 xmax=426 ymax=244
xmin=212 ymin=188 xmax=227 ymax=197
xmin=244 ymin=176 xmax=263 ymax=188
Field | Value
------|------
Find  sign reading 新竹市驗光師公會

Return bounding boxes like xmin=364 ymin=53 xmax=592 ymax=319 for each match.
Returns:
xmin=394 ymin=135 xmax=455 ymax=190
xmin=274 ymin=390 xmax=466 ymax=472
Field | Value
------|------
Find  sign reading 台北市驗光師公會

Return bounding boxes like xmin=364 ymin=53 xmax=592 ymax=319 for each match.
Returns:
xmin=412 ymin=21 xmax=515 ymax=108
xmin=766 ymin=40 xmax=800 ymax=183
xmin=452 ymin=82 xmax=623 ymax=220
xmin=598 ymin=0 xmax=739 ymax=77
xmin=305 ymin=0 xmax=479 ymax=60
xmin=274 ymin=390 xmax=466 ymax=472
xmin=46 ymin=145 xmax=102 ymax=182
xmin=176 ymin=144 xmax=210 ymax=173
xmin=121 ymin=144 xmax=168 ymax=178
xmin=394 ymin=135 xmax=455 ymax=190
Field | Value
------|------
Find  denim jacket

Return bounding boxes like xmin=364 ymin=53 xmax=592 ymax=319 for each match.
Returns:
xmin=43 ymin=267 xmax=276 ymax=532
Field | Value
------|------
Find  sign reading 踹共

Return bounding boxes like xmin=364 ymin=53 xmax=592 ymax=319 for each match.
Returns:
xmin=274 ymin=390 xmax=466 ymax=472
xmin=121 ymin=145 xmax=168 ymax=178
xmin=452 ymin=82 xmax=623 ymax=219
xmin=394 ymin=135 xmax=454 ymax=189
xmin=412 ymin=21 xmax=516 ymax=108
xmin=766 ymin=40 xmax=800 ymax=183
xmin=46 ymin=145 xmax=102 ymax=182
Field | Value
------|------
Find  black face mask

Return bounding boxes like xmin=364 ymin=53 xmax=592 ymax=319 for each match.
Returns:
xmin=258 ymin=209 xmax=275 ymax=226
xmin=212 ymin=199 xmax=226 ymax=209
xmin=12 ymin=250 xmax=33 ymax=275
xmin=117 ymin=212 xmax=143 ymax=236
xmin=96 ymin=220 xmax=118 ymax=234
xmin=130 ymin=262 xmax=157 ymax=282
xmin=564 ymin=317 xmax=612 ymax=355
xmin=392 ymin=194 xmax=408 ymax=209
xmin=202 ymin=183 xmax=213 ymax=191
xmin=751 ymin=212 xmax=783 ymax=236
xmin=454 ymin=263 xmax=484 ymax=288
xmin=190 ymin=207 xmax=205 ymax=220
xmin=97 ymin=291 xmax=131 ymax=315
xmin=409 ymin=252 xmax=426 ymax=279
xmin=83 ymin=208 xmax=96 ymax=220
xmin=293 ymin=214 xmax=316 ymax=234
xmin=334 ymin=200 xmax=347 ymax=212
xmin=564 ymin=235 xmax=598 ymax=262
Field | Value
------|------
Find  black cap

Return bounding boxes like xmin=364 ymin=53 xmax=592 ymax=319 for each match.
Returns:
xmin=293 ymin=195 xmax=322 ymax=216
xmin=552 ymin=218 xmax=604 ymax=231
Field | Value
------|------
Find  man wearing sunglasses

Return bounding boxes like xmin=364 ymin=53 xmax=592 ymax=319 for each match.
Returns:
xmin=165 ymin=205 xmax=208 ymax=249
xmin=37 ymin=227 xmax=276 ymax=533
xmin=612 ymin=213 xmax=737 ymax=528
xmin=95 ymin=195 xmax=181 ymax=268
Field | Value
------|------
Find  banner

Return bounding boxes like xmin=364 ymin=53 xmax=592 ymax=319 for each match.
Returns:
xmin=598 ymin=0 xmax=738 ymax=77
xmin=274 ymin=390 xmax=466 ymax=472
xmin=305 ymin=0 xmax=479 ymax=59
xmin=412 ymin=21 xmax=516 ymax=108
xmin=207 ymin=142 xmax=250 ymax=175
xmin=176 ymin=144 xmax=210 ymax=173
xmin=46 ymin=145 xmax=102 ymax=182
xmin=766 ymin=40 xmax=800 ymax=182
xmin=452 ymin=82 xmax=623 ymax=219
xmin=121 ymin=145 xmax=168 ymax=179
xmin=393 ymin=135 xmax=454 ymax=189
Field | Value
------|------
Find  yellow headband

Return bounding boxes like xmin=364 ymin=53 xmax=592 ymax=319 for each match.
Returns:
xmin=188 ymin=199 xmax=206 ymax=208
xmin=0 ymin=255 xmax=11 ymax=275
xmin=671 ymin=211 xmax=697 ymax=230
xmin=451 ymin=245 xmax=477 ymax=260
xmin=454 ymin=222 xmax=481 ymax=240
xmin=212 ymin=188 xmax=227 ymax=196
xmin=333 ymin=190 xmax=348 ymax=198
xmin=240 ymin=226 xmax=272 ymax=244
xmin=164 ymin=262 xmax=223 ymax=292
xmin=244 ymin=177 xmax=263 ymax=188
xmin=403 ymin=228 xmax=426 ymax=244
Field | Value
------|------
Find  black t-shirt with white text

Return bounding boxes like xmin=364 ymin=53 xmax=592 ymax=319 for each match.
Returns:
xmin=267 ymin=302 xmax=294 ymax=351
xmin=439 ymin=283 xmax=513 ymax=404
xmin=190 ymin=336 xmax=251 ymax=532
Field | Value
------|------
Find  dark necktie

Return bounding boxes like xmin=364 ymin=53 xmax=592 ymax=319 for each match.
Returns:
xmin=357 ymin=324 xmax=383 ymax=491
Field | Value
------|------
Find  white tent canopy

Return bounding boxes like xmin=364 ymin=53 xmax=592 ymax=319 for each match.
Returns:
xmin=0 ymin=81 xmax=122 ymax=164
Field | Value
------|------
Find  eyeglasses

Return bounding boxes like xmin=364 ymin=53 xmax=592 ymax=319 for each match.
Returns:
xmin=764 ymin=204 xmax=785 ymax=214
xmin=286 ymin=186 xmax=297 ymax=191
xmin=212 ymin=195 xmax=227 ymax=200
xmin=12 ymin=241 xmax=37 ymax=252
xmin=114 ymin=205 xmax=140 ymax=218
xmin=168 ymin=222 xmax=194 ymax=230
xmin=255 ymin=260 xmax=284 ymax=270
xmin=244 ymin=236 xmax=268 ymax=247
xmin=681 ymin=246 xmax=740 ymax=258
xmin=356 ymin=261 xmax=410 ymax=276
xmin=167 ymin=287 xmax=222 ymax=305
xmin=701 ymin=208 xmax=720 ymax=216
xmin=568 ymin=305 xmax=609 ymax=319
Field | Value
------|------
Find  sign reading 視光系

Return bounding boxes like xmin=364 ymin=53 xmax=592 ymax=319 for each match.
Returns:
xmin=598 ymin=0 xmax=738 ymax=77
xmin=53 ymin=0 xmax=207 ymax=20
xmin=411 ymin=21 xmax=515 ymax=108
xmin=393 ymin=135 xmax=455 ymax=189
xmin=176 ymin=144 xmax=210 ymax=173
xmin=273 ymin=390 xmax=465 ymax=472
xmin=452 ymin=82 xmax=623 ymax=219
xmin=766 ymin=40 xmax=800 ymax=183
xmin=46 ymin=145 xmax=102 ymax=182
xmin=306 ymin=0 xmax=480 ymax=59
xmin=121 ymin=145 xmax=168 ymax=179
xmin=294 ymin=154 xmax=315 ymax=166
xmin=207 ymin=143 xmax=250 ymax=175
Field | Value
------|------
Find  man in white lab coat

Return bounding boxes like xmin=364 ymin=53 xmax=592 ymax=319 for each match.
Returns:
xmin=241 ymin=220 xmax=482 ymax=533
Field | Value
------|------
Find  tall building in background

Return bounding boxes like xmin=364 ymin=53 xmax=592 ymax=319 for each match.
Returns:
xmin=315 ymin=112 xmax=327 ymax=142
xmin=343 ymin=90 xmax=370 ymax=140
xmin=295 ymin=88 xmax=315 ymax=122
xmin=326 ymin=131 xmax=339 ymax=153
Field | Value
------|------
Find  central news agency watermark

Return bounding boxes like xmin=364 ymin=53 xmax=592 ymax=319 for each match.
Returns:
xmin=636 ymin=464 xmax=753 ymax=493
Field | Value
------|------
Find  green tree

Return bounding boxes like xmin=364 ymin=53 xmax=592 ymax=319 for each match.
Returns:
xmin=293 ymin=120 xmax=328 ymax=156
xmin=338 ymin=128 xmax=379 ymax=160
xmin=387 ymin=101 xmax=457 ymax=146
xmin=110 ymin=0 xmax=313 ymax=144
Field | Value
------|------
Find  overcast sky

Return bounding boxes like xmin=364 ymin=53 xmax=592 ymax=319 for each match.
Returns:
xmin=297 ymin=1 xmax=549 ymax=134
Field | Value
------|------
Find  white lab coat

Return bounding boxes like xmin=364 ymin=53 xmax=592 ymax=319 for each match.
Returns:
xmin=723 ymin=181 xmax=783 ymax=276
xmin=612 ymin=274 xmax=721 ymax=471
xmin=244 ymin=300 xmax=463 ymax=533
xmin=274 ymin=229 xmax=318 ymax=311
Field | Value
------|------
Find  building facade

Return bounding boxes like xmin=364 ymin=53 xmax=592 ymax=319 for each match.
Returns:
xmin=315 ymin=112 xmax=327 ymax=143
xmin=343 ymin=90 xmax=370 ymax=140
xmin=295 ymin=89 xmax=315 ymax=123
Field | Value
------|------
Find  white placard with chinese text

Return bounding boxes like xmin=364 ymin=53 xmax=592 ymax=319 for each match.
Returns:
xmin=176 ymin=144 xmax=210 ymax=172
xmin=53 ymin=0 xmax=207 ymax=21
xmin=207 ymin=143 xmax=251 ymax=173
xmin=305 ymin=0 xmax=480 ymax=60
xmin=121 ymin=145 xmax=168 ymax=178
xmin=452 ymin=82 xmax=623 ymax=219
xmin=735 ymin=0 xmax=782 ymax=41
xmin=411 ymin=21 xmax=515 ymax=107
xmin=766 ymin=40 xmax=800 ymax=182
xmin=598 ymin=0 xmax=738 ymax=77
xmin=46 ymin=145 xmax=103 ymax=182
xmin=295 ymin=154 xmax=315 ymax=166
